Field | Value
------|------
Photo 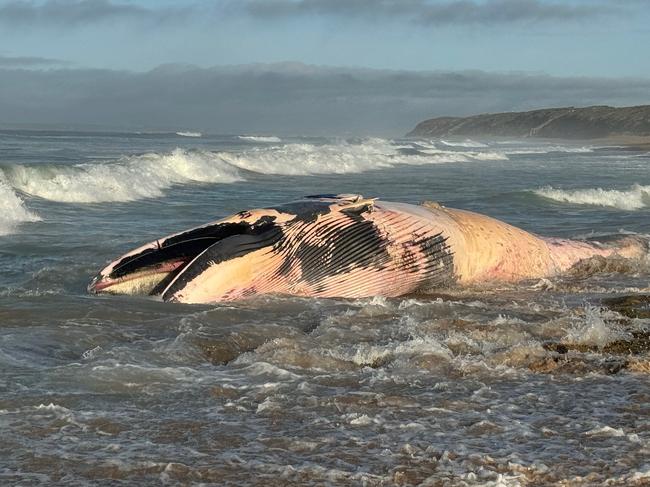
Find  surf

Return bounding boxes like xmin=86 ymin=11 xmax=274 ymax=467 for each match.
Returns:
xmin=534 ymin=184 xmax=650 ymax=210
xmin=1 ymin=148 xmax=242 ymax=203
xmin=0 ymin=176 xmax=41 ymax=235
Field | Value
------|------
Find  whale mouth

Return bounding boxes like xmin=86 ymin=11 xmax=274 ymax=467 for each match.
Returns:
xmin=88 ymin=220 xmax=272 ymax=296
xmin=88 ymin=259 xmax=188 ymax=295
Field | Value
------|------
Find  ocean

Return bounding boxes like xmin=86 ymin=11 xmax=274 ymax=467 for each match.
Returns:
xmin=1 ymin=130 xmax=650 ymax=485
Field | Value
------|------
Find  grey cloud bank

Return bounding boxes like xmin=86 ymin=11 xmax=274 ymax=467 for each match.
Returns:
xmin=0 ymin=0 xmax=618 ymax=28
xmin=0 ymin=55 xmax=68 ymax=66
xmin=0 ymin=0 xmax=188 ymax=26
xmin=1 ymin=63 xmax=649 ymax=135
xmin=243 ymin=0 xmax=610 ymax=25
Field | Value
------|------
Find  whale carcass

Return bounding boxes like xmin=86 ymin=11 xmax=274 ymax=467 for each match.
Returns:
xmin=88 ymin=194 xmax=644 ymax=303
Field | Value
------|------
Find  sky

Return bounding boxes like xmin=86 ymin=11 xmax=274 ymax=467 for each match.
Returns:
xmin=1 ymin=0 xmax=649 ymax=135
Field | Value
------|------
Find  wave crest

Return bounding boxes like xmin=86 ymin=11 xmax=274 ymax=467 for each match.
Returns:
xmin=439 ymin=139 xmax=488 ymax=148
xmin=3 ymin=149 xmax=242 ymax=203
xmin=504 ymin=146 xmax=593 ymax=155
xmin=238 ymin=135 xmax=282 ymax=143
xmin=0 ymin=177 xmax=41 ymax=235
xmin=0 ymin=138 xmax=508 ymax=209
xmin=534 ymin=185 xmax=650 ymax=210
xmin=218 ymin=138 xmax=507 ymax=175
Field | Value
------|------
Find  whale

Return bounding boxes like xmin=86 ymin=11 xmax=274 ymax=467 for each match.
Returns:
xmin=88 ymin=194 xmax=645 ymax=304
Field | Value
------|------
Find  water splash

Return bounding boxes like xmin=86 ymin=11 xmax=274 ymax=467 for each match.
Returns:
xmin=534 ymin=184 xmax=650 ymax=210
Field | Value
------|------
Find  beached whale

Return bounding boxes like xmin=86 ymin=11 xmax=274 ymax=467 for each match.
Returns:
xmin=88 ymin=194 xmax=644 ymax=303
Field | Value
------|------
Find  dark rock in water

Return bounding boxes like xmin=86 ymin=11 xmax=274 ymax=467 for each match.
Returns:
xmin=567 ymin=255 xmax=638 ymax=278
xmin=529 ymin=354 xmax=629 ymax=375
xmin=194 ymin=336 xmax=255 ymax=365
xmin=605 ymin=332 xmax=650 ymax=355
xmin=539 ymin=314 xmax=650 ymax=375
xmin=544 ymin=331 xmax=650 ymax=356
xmin=193 ymin=326 xmax=306 ymax=365
xmin=407 ymin=105 xmax=650 ymax=139
xmin=601 ymin=294 xmax=650 ymax=319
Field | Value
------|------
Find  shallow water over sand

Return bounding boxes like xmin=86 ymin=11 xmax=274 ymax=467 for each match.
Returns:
xmin=2 ymin=132 xmax=650 ymax=485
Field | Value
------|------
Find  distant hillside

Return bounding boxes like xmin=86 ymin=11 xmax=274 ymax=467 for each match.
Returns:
xmin=407 ymin=105 xmax=650 ymax=139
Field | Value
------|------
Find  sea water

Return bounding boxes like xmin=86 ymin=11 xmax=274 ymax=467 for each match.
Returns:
xmin=1 ymin=130 xmax=650 ymax=485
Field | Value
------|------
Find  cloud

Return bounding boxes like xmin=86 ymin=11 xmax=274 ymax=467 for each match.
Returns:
xmin=0 ymin=0 xmax=620 ymax=29
xmin=1 ymin=62 xmax=648 ymax=135
xmin=0 ymin=0 xmax=188 ymax=26
xmin=241 ymin=0 xmax=613 ymax=25
xmin=0 ymin=54 xmax=69 ymax=67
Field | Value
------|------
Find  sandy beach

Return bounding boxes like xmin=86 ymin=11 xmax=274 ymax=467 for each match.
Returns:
xmin=595 ymin=134 xmax=650 ymax=151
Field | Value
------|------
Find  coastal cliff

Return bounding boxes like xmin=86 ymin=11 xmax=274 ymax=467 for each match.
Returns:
xmin=407 ymin=105 xmax=650 ymax=139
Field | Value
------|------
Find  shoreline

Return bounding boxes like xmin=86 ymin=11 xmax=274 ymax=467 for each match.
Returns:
xmin=589 ymin=135 xmax=650 ymax=151
xmin=430 ymin=134 xmax=650 ymax=152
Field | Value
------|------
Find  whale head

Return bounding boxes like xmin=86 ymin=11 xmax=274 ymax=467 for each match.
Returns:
xmin=89 ymin=194 xmax=453 ymax=303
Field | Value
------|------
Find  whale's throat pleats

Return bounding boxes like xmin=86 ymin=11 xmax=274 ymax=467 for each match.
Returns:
xmin=160 ymin=206 xmax=455 ymax=303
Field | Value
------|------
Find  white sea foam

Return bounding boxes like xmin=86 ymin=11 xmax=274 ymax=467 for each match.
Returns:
xmin=504 ymin=146 xmax=593 ymax=155
xmin=218 ymin=138 xmax=507 ymax=175
xmin=564 ymin=306 xmax=630 ymax=348
xmin=238 ymin=135 xmax=282 ymax=143
xmin=410 ymin=140 xmax=438 ymax=150
xmin=176 ymin=131 xmax=202 ymax=138
xmin=585 ymin=426 xmax=626 ymax=437
xmin=3 ymin=148 xmax=242 ymax=203
xmin=419 ymin=148 xmax=507 ymax=160
xmin=534 ymin=184 xmax=650 ymax=210
xmin=0 ymin=177 xmax=41 ymax=235
xmin=0 ymin=139 xmax=508 ymax=206
xmin=439 ymin=139 xmax=488 ymax=148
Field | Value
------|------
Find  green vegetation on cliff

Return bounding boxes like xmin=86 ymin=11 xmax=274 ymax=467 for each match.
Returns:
xmin=407 ymin=105 xmax=650 ymax=139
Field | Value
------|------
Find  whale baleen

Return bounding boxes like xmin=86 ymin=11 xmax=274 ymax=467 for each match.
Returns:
xmin=88 ymin=194 xmax=644 ymax=303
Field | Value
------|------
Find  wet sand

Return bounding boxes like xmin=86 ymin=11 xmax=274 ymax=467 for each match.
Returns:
xmin=593 ymin=135 xmax=650 ymax=151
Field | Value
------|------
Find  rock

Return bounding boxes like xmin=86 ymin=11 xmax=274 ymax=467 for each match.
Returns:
xmin=604 ymin=332 xmax=650 ymax=355
xmin=543 ymin=331 xmax=650 ymax=356
xmin=601 ymin=294 xmax=650 ymax=319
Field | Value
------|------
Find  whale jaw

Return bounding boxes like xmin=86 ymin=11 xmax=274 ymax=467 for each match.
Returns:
xmin=88 ymin=218 xmax=279 ymax=298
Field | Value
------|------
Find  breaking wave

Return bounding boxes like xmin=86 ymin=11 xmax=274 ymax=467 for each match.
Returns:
xmin=2 ymin=149 xmax=242 ymax=203
xmin=0 ymin=177 xmax=41 ymax=235
xmin=218 ymin=138 xmax=507 ymax=176
xmin=238 ymin=135 xmax=282 ymax=143
xmin=534 ymin=184 xmax=650 ymax=210
xmin=0 ymin=138 xmax=508 ymax=205
xmin=176 ymin=131 xmax=202 ymax=138
xmin=439 ymin=139 xmax=488 ymax=148
xmin=503 ymin=146 xmax=593 ymax=155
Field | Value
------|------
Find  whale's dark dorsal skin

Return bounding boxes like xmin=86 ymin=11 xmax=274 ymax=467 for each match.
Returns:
xmin=88 ymin=194 xmax=643 ymax=303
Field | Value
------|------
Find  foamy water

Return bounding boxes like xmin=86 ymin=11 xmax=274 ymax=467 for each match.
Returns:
xmin=0 ymin=138 xmax=509 ymax=207
xmin=3 ymin=148 xmax=241 ymax=203
xmin=440 ymin=139 xmax=488 ymax=148
xmin=503 ymin=145 xmax=593 ymax=155
xmin=218 ymin=138 xmax=508 ymax=176
xmin=220 ymin=139 xmax=401 ymax=174
xmin=0 ymin=177 xmax=41 ymax=235
xmin=534 ymin=184 xmax=650 ymax=210
xmin=2 ymin=130 xmax=650 ymax=485
xmin=238 ymin=135 xmax=282 ymax=143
